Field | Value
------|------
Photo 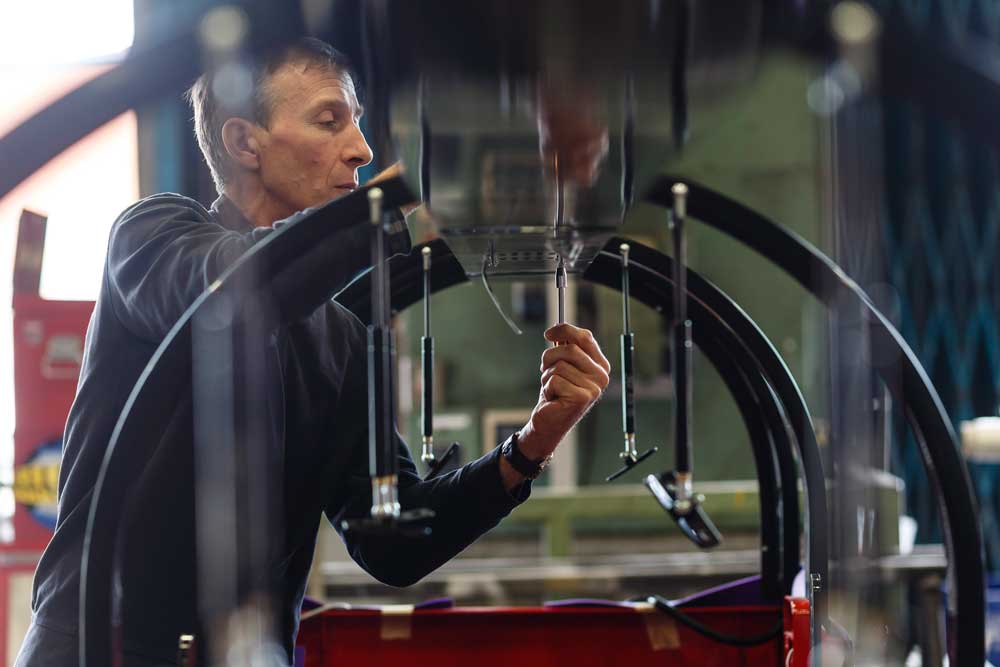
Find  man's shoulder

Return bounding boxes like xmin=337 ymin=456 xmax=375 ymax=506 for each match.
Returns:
xmin=114 ymin=192 xmax=216 ymax=227
xmin=325 ymin=299 xmax=366 ymax=340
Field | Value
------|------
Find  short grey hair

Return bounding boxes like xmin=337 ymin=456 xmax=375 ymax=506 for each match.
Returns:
xmin=185 ymin=37 xmax=357 ymax=193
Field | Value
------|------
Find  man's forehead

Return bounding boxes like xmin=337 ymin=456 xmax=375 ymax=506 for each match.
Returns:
xmin=268 ymin=61 xmax=359 ymax=107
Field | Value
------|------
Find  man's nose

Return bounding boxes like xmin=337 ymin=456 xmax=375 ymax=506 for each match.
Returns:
xmin=345 ymin=123 xmax=374 ymax=168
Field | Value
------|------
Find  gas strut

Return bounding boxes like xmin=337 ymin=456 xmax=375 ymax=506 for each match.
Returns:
xmin=341 ymin=188 xmax=434 ymax=536
xmin=606 ymin=243 xmax=657 ymax=481
xmin=644 ymin=182 xmax=721 ymax=548
xmin=419 ymin=246 xmax=459 ymax=479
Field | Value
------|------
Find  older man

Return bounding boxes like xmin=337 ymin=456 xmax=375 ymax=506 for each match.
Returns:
xmin=18 ymin=38 xmax=609 ymax=666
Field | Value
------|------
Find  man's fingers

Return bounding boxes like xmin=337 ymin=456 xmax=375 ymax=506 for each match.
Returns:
xmin=541 ymin=344 xmax=609 ymax=388
xmin=544 ymin=324 xmax=610 ymax=374
xmin=542 ymin=360 xmax=604 ymax=396
xmin=542 ymin=374 xmax=593 ymax=404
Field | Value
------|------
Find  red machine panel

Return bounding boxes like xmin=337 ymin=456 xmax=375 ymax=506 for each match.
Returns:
xmin=9 ymin=209 xmax=95 ymax=551
xmin=296 ymin=604 xmax=784 ymax=667
xmin=10 ymin=294 xmax=93 ymax=550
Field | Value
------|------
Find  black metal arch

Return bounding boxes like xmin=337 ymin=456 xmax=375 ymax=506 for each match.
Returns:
xmin=340 ymin=239 xmax=815 ymax=612
xmin=587 ymin=241 xmax=831 ymax=646
xmin=0 ymin=4 xmax=982 ymax=665
xmin=79 ymin=221 xmax=812 ymax=665
xmin=78 ymin=179 xmax=416 ymax=666
xmin=645 ymin=176 xmax=985 ymax=666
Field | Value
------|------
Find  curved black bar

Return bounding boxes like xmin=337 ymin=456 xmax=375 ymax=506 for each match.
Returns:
xmin=705 ymin=330 xmax=787 ymax=599
xmin=83 ymin=224 xmax=801 ymax=663
xmin=342 ymin=240 xmax=801 ymax=601
xmin=591 ymin=239 xmax=830 ymax=647
xmin=587 ymin=244 xmax=808 ymax=601
xmin=0 ymin=31 xmax=201 ymax=199
xmin=79 ymin=180 xmax=417 ymax=667
xmin=646 ymin=176 xmax=985 ymax=666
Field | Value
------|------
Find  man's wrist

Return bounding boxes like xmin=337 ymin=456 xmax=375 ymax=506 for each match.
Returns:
xmin=515 ymin=424 xmax=552 ymax=461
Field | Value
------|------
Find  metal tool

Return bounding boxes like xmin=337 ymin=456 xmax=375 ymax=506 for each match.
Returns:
xmin=644 ymin=182 xmax=721 ymax=548
xmin=419 ymin=246 xmax=460 ymax=479
xmin=606 ymin=243 xmax=657 ymax=481
xmin=341 ymin=188 xmax=434 ymax=536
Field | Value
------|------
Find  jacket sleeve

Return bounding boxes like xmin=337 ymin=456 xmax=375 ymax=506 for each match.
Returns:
xmin=105 ymin=194 xmax=411 ymax=342
xmin=325 ymin=318 xmax=531 ymax=587
xmin=105 ymin=195 xmax=272 ymax=342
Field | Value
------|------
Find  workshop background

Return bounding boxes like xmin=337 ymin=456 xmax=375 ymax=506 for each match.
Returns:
xmin=1 ymin=0 xmax=998 ymax=664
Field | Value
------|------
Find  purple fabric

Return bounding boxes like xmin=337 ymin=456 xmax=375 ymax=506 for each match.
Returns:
xmin=301 ymin=596 xmax=323 ymax=611
xmin=294 ymin=647 xmax=305 ymax=667
xmin=671 ymin=575 xmax=767 ymax=607
xmin=414 ymin=597 xmax=455 ymax=610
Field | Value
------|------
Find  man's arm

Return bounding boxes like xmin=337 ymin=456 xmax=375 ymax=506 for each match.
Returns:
xmin=105 ymin=190 xmax=411 ymax=342
xmin=105 ymin=194 xmax=272 ymax=342
xmin=326 ymin=321 xmax=609 ymax=587
xmin=329 ymin=435 xmax=528 ymax=588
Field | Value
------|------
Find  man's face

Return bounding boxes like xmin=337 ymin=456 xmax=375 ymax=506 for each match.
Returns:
xmin=253 ymin=61 xmax=373 ymax=216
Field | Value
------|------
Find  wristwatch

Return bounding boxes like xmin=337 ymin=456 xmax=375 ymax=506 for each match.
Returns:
xmin=501 ymin=431 xmax=552 ymax=480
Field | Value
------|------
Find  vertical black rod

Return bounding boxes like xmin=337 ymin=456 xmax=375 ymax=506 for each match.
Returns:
xmin=620 ymin=244 xmax=636 ymax=454
xmin=672 ymin=184 xmax=692 ymax=475
xmin=421 ymin=247 xmax=434 ymax=460
xmin=367 ymin=188 xmax=398 ymax=519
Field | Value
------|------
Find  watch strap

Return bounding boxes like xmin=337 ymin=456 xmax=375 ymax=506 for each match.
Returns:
xmin=502 ymin=431 xmax=551 ymax=480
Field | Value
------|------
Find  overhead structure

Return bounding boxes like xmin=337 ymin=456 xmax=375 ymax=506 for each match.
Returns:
xmin=0 ymin=1 xmax=989 ymax=665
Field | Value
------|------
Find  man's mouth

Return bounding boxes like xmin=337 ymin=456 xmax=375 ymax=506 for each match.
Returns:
xmin=335 ymin=183 xmax=357 ymax=191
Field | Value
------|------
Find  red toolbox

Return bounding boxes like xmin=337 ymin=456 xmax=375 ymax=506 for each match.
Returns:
xmin=296 ymin=603 xmax=785 ymax=667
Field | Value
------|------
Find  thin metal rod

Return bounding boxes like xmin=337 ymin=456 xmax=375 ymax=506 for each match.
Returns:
xmin=621 ymin=243 xmax=631 ymax=334
xmin=369 ymin=188 xmax=387 ymax=329
xmin=619 ymin=243 xmax=636 ymax=460
xmin=421 ymin=247 xmax=434 ymax=462
xmin=422 ymin=247 xmax=431 ymax=336
xmin=671 ymin=183 xmax=693 ymax=480
xmin=366 ymin=187 xmax=398 ymax=515
xmin=556 ymin=256 xmax=567 ymax=324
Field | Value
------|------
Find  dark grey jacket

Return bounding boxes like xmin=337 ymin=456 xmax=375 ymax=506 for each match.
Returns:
xmin=24 ymin=193 xmax=528 ymax=665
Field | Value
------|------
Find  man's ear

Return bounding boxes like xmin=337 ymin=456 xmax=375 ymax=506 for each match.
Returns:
xmin=221 ymin=118 xmax=262 ymax=170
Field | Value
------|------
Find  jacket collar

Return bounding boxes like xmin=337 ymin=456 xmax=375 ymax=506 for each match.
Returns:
xmin=210 ymin=194 xmax=254 ymax=233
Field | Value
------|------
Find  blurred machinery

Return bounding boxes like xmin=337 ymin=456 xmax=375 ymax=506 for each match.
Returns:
xmin=0 ymin=1 xmax=992 ymax=666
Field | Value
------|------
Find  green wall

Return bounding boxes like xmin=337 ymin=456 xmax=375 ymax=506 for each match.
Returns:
xmin=400 ymin=52 xmax=829 ymax=486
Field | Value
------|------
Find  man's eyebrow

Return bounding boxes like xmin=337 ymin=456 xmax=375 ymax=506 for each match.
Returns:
xmin=310 ymin=98 xmax=364 ymax=119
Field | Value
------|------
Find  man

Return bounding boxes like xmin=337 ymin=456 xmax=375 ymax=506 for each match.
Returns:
xmin=18 ymin=38 xmax=610 ymax=666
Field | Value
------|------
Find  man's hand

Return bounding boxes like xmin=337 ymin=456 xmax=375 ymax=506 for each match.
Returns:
xmin=499 ymin=324 xmax=610 ymax=489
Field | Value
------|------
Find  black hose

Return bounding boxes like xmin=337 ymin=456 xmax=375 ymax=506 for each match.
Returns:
xmin=640 ymin=594 xmax=783 ymax=647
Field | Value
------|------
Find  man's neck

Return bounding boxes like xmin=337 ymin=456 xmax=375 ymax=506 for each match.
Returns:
xmin=223 ymin=178 xmax=294 ymax=229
